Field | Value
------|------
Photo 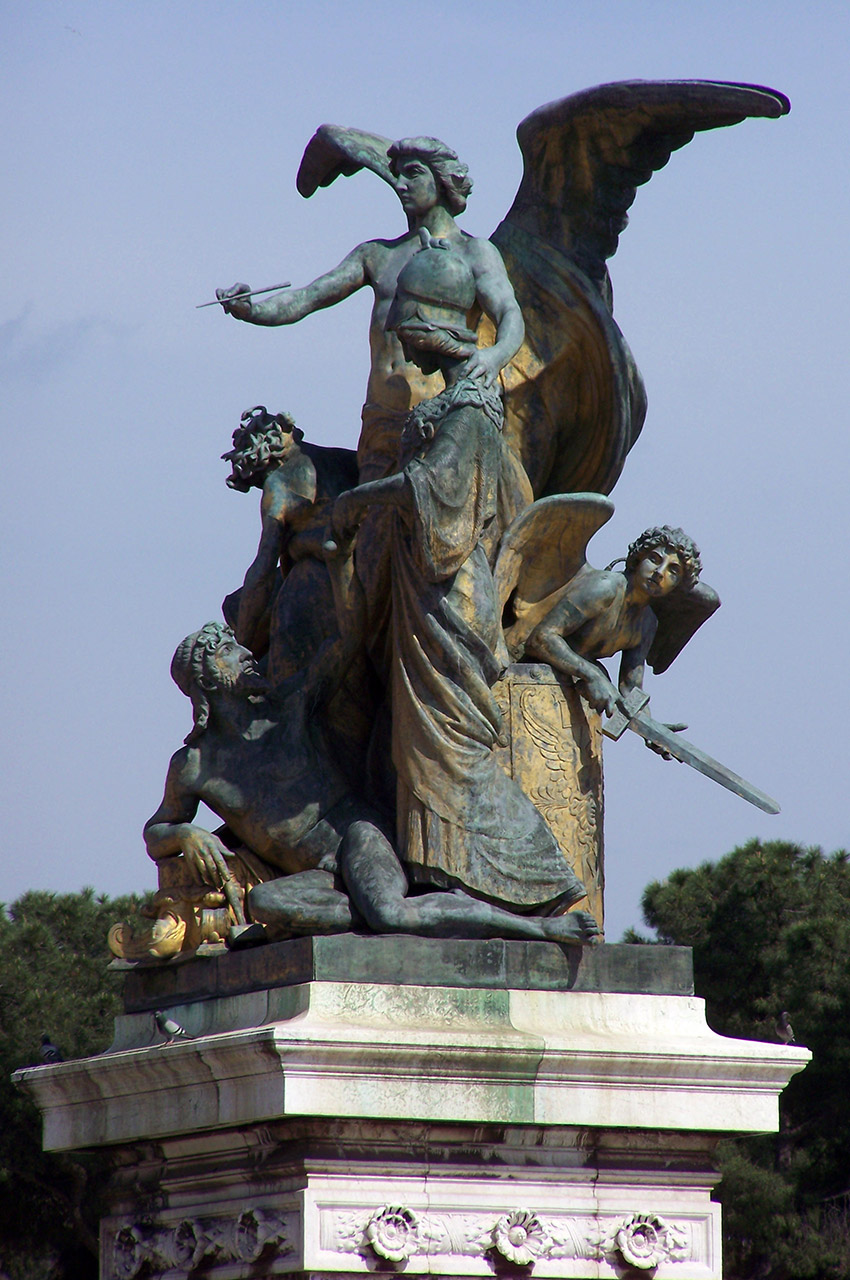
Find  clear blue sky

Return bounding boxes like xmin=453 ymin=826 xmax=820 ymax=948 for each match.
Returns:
xmin=2 ymin=0 xmax=847 ymax=940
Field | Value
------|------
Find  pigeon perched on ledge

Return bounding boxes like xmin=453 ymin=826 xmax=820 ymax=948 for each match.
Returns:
xmin=40 ymin=1033 xmax=63 ymax=1064
xmin=154 ymin=1010 xmax=193 ymax=1046
xmin=775 ymin=1011 xmax=796 ymax=1044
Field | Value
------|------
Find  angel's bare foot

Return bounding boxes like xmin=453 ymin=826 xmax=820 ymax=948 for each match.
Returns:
xmin=541 ymin=910 xmax=602 ymax=945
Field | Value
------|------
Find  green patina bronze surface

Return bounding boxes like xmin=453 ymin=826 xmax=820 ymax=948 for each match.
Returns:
xmin=111 ymin=80 xmax=789 ymax=961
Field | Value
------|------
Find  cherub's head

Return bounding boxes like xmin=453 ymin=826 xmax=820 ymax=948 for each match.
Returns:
xmin=625 ymin=526 xmax=701 ymax=597
xmin=388 ymin=137 xmax=473 ymax=216
xmin=222 ymin=405 xmax=303 ymax=492
xmin=171 ymin=623 xmax=267 ymax=742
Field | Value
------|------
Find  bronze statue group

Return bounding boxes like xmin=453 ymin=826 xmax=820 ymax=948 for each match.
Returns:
xmin=144 ymin=85 xmax=788 ymax=948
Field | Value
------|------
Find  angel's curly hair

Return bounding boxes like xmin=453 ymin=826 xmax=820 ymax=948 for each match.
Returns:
xmin=388 ymin=137 xmax=473 ymax=215
xmin=625 ymin=526 xmax=702 ymax=590
xmin=222 ymin=405 xmax=302 ymax=492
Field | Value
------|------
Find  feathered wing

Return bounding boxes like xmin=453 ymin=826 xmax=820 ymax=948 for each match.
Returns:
xmin=648 ymin=581 xmax=721 ymax=674
xmin=494 ymin=493 xmax=614 ymax=656
xmin=488 ymin=80 xmax=790 ymax=498
xmin=297 ymin=125 xmax=397 ymax=197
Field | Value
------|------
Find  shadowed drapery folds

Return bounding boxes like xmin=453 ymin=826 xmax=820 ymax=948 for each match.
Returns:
xmin=389 ymin=389 xmax=585 ymax=911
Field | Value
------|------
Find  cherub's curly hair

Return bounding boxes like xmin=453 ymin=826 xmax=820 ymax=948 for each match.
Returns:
xmin=388 ymin=137 xmax=473 ymax=215
xmin=624 ymin=526 xmax=702 ymax=590
xmin=222 ymin=405 xmax=302 ymax=492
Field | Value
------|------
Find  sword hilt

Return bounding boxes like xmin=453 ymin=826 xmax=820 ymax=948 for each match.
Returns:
xmin=603 ymin=686 xmax=650 ymax=741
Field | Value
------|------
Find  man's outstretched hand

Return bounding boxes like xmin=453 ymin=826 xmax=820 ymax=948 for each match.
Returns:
xmin=216 ymin=282 xmax=253 ymax=320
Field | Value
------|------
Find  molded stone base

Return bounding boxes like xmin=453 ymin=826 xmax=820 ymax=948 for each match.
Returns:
xmin=115 ymin=934 xmax=695 ymax=1013
xmin=15 ymin=942 xmax=809 ymax=1280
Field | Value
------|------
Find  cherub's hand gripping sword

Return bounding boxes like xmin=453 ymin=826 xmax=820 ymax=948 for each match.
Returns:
xmin=602 ymin=688 xmax=780 ymax=815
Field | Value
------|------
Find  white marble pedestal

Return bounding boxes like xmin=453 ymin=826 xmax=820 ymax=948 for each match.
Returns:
xmin=16 ymin=939 xmax=809 ymax=1280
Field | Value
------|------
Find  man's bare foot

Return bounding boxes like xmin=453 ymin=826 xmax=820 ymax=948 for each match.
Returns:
xmin=541 ymin=910 xmax=602 ymax=945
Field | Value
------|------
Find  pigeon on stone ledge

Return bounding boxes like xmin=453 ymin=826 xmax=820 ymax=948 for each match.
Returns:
xmin=775 ymin=1011 xmax=796 ymax=1044
xmin=154 ymin=1010 xmax=193 ymax=1046
xmin=40 ymin=1033 xmax=63 ymax=1064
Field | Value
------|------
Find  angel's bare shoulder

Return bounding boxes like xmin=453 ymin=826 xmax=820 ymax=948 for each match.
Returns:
xmin=534 ymin=566 xmax=622 ymax=636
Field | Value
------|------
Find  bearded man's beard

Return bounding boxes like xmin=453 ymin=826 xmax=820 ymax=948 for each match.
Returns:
xmin=216 ymin=662 xmax=269 ymax=698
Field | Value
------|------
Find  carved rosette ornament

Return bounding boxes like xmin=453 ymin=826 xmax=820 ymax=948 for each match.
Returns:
xmin=365 ymin=1205 xmax=420 ymax=1262
xmin=492 ymin=1209 xmax=552 ymax=1265
xmin=614 ymin=1213 xmax=685 ymax=1270
xmin=324 ymin=1205 xmax=695 ymax=1269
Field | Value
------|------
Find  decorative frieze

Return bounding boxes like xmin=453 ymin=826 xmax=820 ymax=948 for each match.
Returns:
xmin=104 ymin=1207 xmax=294 ymax=1278
xmin=324 ymin=1202 xmax=695 ymax=1270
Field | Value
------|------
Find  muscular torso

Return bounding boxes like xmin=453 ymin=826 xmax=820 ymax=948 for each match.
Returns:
xmin=362 ymin=233 xmax=475 ymax=411
xmin=179 ymin=701 xmax=348 ymax=872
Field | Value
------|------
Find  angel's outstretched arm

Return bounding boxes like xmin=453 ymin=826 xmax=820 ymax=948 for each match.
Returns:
xmin=217 ymin=243 xmax=369 ymax=325
xmin=617 ymin=648 xmax=647 ymax=696
xmin=617 ymin=609 xmax=659 ymax=694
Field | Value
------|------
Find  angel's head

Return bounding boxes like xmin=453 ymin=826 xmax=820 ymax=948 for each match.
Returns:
xmin=388 ymin=137 xmax=473 ymax=216
xmin=625 ymin=526 xmax=701 ymax=597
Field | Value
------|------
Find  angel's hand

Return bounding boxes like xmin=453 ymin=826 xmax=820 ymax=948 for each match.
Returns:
xmin=216 ymin=282 xmax=253 ymax=320
xmin=462 ymin=347 xmax=503 ymax=386
xmin=645 ymin=722 xmax=688 ymax=762
xmin=580 ymin=671 xmax=620 ymax=717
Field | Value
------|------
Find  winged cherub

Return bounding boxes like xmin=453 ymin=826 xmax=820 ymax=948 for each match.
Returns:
xmin=215 ymin=82 xmax=788 ymax=500
xmin=495 ymin=495 xmax=719 ymax=717
xmin=495 ymin=494 xmax=780 ymax=813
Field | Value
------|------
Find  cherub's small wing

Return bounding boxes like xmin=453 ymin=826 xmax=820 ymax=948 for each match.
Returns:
xmin=495 ymin=493 xmax=614 ymax=653
xmin=647 ymin=581 xmax=721 ymax=674
xmin=489 ymin=81 xmax=789 ymax=499
xmin=297 ymin=125 xmax=397 ymax=197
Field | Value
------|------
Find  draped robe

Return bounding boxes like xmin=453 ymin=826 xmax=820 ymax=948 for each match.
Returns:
xmin=389 ymin=382 xmax=586 ymax=911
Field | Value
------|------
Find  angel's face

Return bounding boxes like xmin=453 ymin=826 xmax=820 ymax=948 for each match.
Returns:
xmin=633 ymin=546 xmax=683 ymax=598
xmin=395 ymin=158 xmax=439 ymax=216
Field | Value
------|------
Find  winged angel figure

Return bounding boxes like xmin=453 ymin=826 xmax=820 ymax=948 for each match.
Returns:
xmin=494 ymin=493 xmax=720 ymax=715
xmin=247 ymin=79 xmax=790 ymax=499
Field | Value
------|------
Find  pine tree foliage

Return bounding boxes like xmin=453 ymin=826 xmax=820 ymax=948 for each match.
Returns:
xmin=0 ymin=888 xmax=145 ymax=1280
xmin=630 ymin=839 xmax=850 ymax=1279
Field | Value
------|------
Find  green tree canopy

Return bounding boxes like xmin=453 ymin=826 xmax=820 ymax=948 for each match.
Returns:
xmin=631 ymin=839 xmax=850 ymax=1279
xmin=0 ymin=887 xmax=145 ymax=1280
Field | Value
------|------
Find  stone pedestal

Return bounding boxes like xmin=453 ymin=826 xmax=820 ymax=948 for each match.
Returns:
xmin=16 ymin=938 xmax=809 ymax=1280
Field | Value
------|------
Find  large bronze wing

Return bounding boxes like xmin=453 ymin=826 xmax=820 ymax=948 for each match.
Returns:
xmin=648 ymin=581 xmax=721 ymax=674
xmin=494 ymin=493 xmax=614 ymax=657
xmin=487 ymin=80 xmax=790 ymax=498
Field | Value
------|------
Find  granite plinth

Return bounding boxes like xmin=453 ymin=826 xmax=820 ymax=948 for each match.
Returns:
xmin=118 ymin=936 xmax=694 ymax=1013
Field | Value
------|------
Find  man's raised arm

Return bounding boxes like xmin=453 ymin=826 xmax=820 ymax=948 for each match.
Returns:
xmin=217 ymin=243 xmax=369 ymax=326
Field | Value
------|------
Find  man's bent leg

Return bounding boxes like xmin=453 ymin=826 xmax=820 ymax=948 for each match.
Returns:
xmin=341 ymin=821 xmax=600 ymax=943
xmin=247 ymin=869 xmax=358 ymax=935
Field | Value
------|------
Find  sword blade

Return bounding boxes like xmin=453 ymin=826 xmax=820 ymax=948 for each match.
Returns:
xmin=627 ymin=711 xmax=780 ymax=814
